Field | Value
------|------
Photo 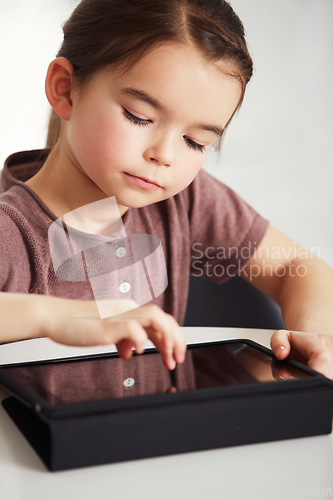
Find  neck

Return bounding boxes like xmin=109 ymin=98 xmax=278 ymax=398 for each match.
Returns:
xmin=26 ymin=142 xmax=127 ymax=219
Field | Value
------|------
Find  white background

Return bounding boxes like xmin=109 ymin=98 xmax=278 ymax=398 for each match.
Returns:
xmin=0 ymin=0 xmax=332 ymax=266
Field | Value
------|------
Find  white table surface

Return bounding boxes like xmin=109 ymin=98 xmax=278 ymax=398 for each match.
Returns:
xmin=0 ymin=327 xmax=332 ymax=500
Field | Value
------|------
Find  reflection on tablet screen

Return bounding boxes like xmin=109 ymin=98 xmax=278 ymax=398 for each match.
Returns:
xmin=0 ymin=343 xmax=311 ymax=407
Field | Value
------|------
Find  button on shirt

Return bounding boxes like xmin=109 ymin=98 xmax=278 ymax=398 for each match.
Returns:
xmin=48 ymin=210 xmax=168 ymax=318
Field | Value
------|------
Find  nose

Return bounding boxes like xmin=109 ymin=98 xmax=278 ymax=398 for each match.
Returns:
xmin=143 ymin=132 xmax=174 ymax=167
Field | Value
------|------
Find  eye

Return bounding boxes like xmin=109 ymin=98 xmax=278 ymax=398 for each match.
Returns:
xmin=123 ymin=108 xmax=151 ymax=127
xmin=184 ymin=136 xmax=206 ymax=153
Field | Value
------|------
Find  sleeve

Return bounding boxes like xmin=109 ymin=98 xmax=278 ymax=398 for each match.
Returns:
xmin=185 ymin=169 xmax=269 ymax=284
xmin=0 ymin=206 xmax=33 ymax=292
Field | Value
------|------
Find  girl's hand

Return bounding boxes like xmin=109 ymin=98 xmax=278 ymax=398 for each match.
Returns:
xmin=44 ymin=298 xmax=186 ymax=371
xmin=112 ymin=304 xmax=187 ymax=370
xmin=270 ymin=330 xmax=333 ymax=380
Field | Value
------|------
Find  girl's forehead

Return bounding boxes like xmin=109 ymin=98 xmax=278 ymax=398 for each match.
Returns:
xmin=103 ymin=43 xmax=242 ymax=127
xmin=115 ymin=42 xmax=239 ymax=90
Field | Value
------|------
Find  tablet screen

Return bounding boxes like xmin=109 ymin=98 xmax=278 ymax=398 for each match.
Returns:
xmin=0 ymin=342 xmax=311 ymax=407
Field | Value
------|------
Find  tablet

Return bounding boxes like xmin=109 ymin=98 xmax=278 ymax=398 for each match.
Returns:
xmin=0 ymin=339 xmax=318 ymax=414
xmin=1 ymin=339 xmax=332 ymax=470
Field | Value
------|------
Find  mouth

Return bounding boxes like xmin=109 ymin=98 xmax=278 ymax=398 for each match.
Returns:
xmin=124 ymin=172 xmax=162 ymax=191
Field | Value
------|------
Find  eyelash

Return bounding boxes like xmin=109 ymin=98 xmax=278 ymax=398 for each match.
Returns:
xmin=123 ymin=108 xmax=150 ymax=127
xmin=184 ymin=137 xmax=205 ymax=153
xmin=122 ymin=108 xmax=206 ymax=153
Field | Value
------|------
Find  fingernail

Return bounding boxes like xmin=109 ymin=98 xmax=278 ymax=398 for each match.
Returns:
xmin=168 ymin=359 xmax=176 ymax=370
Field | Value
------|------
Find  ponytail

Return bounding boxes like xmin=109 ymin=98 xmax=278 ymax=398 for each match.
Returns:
xmin=46 ymin=109 xmax=61 ymax=149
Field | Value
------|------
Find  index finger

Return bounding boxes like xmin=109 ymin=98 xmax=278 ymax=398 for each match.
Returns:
xmin=119 ymin=305 xmax=187 ymax=369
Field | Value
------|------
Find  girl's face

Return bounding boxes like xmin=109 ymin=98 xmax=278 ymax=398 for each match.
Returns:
xmin=65 ymin=43 xmax=242 ymax=215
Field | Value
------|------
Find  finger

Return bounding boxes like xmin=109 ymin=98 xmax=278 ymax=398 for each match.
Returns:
xmin=103 ymin=319 xmax=148 ymax=354
xmin=123 ymin=305 xmax=186 ymax=369
xmin=116 ymin=338 xmax=135 ymax=359
xmin=306 ymin=348 xmax=333 ymax=379
xmin=270 ymin=330 xmax=291 ymax=359
xmin=143 ymin=306 xmax=186 ymax=363
xmin=287 ymin=331 xmax=330 ymax=365
xmin=169 ymin=318 xmax=187 ymax=364
xmin=273 ymin=331 xmax=333 ymax=380
xmin=311 ymin=335 xmax=333 ymax=380
xmin=113 ymin=304 xmax=187 ymax=368
xmin=146 ymin=327 xmax=176 ymax=370
xmin=142 ymin=308 xmax=186 ymax=369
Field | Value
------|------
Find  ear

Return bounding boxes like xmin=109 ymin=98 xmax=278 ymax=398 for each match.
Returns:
xmin=45 ymin=57 xmax=75 ymax=121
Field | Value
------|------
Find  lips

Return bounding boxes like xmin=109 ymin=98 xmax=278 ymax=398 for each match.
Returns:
xmin=124 ymin=172 xmax=161 ymax=191
xmin=133 ymin=174 xmax=161 ymax=187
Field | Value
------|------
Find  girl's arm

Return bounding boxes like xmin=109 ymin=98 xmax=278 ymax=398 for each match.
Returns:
xmin=240 ymin=225 xmax=333 ymax=378
xmin=0 ymin=293 xmax=186 ymax=370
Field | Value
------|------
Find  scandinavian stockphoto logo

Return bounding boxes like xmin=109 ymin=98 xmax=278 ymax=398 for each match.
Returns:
xmin=191 ymin=241 xmax=320 ymax=280
xmin=48 ymin=197 xmax=168 ymax=318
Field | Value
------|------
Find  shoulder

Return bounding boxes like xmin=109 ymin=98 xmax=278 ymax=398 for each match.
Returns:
xmin=0 ymin=190 xmax=32 ymax=236
xmin=0 ymin=186 xmax=48 ymax=238
xmin=0 ymin=197 xmax=32 ymax=291
xmin=177 ymin=168 xmax=267 ymax=230
xmin=174 ymin=168 xmax=249 ymax=214
xmin=179 ymin=169 xmax=270 ymax=266
xmin=0 ymin=187 xmax=49 ymax=292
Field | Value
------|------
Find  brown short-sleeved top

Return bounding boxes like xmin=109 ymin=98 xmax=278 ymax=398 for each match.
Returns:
xmin=0 ymin=150 xmax=269 ymax=324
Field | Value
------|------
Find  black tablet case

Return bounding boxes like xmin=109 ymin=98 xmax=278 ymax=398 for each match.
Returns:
xmin=2 ymin=340 xmax=333 ymax=471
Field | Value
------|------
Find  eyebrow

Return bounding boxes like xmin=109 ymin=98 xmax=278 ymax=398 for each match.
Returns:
xmin=120 ymin=87 xmax=224 ymax=137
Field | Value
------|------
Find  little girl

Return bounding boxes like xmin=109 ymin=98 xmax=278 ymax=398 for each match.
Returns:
xmin=1 ymin=0 xmax=333 ymax=376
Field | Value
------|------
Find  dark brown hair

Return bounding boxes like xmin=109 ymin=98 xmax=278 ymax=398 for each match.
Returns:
xmin=46 ymin=0 xmax=253 ymax=148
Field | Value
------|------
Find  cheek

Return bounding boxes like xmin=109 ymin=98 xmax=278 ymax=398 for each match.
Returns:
xmin=183 ymin=154 xmax=205 ymax=180
xmin=90 ymin=118 xmax=128 ymax=162
xmin=69 ymin=103 xmax=136 ymax=168
xmin=167 ymin=155 xmax=204 ymax=196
